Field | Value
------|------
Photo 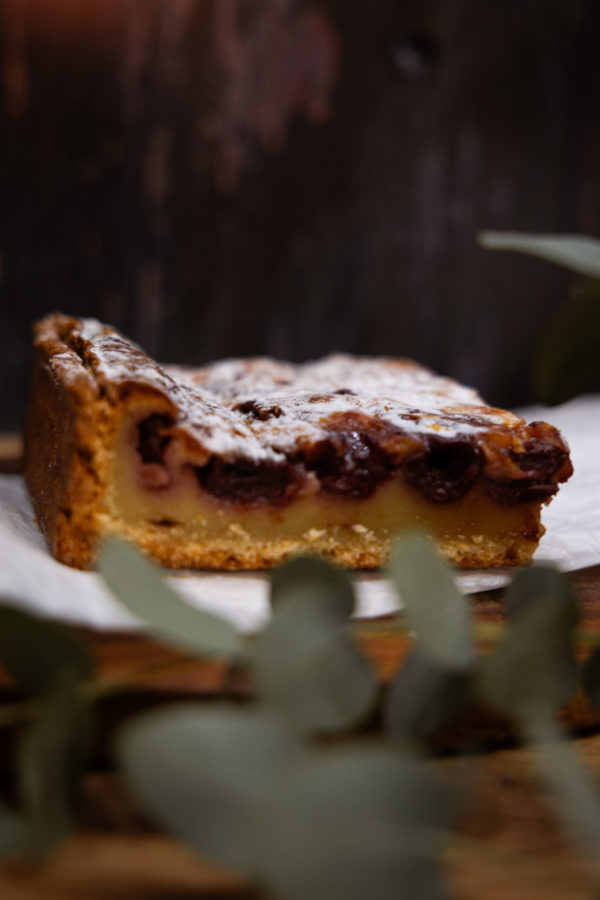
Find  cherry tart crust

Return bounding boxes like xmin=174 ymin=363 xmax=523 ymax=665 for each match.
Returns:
xmin=24 ymin=314 xmax=573 ymax=570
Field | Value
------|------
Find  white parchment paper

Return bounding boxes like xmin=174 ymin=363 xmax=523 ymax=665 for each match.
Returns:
xmin=1 ymin=395 xmax=599 ymax=633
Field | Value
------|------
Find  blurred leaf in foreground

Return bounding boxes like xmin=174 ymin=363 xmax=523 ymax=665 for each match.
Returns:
xmin=117 ymin=705 xmax=450 ymax=900
xmin=97 ymin=538 xmax=245 ymax=661
xmin=19 ymin=673 xmax=93 ymax=857
xmin=116 ymin=704 xmax=306 ymax=871
xmin=253 ymin=746 xmax=450 ymax=900
xmin=385 ymin=648 xmax=473 ymax=742
xmin=532 ymin=278 xmax=600 ymax=405
xmin=527 ymin=722 xmax=600 ymax=862
xmin=504 ymin=565 xmax=578 ymax=626
xmin=478 ymin=232 xmax=600 ymax=278
xmin=255 ymin=558 xmax=378 ymax=734
xmin=389 ymin=533 xmax=475 ymax=672
xmin=0 ymin=602 xmax=93 ymax=697
xmin=477 ymin=566 xmax=578 ymax=724
xmin=472 ymin=562 xmax=600 ymax=862
xmin=478 ymin=230 xmax=600 ymax=405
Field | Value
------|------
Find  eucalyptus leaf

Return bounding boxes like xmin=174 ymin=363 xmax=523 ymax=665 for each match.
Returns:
xmin=270 ymin=556 xmax=355 ymax=620
xmin=478 ymin=232 xmax=600 ymax=278
xmin=504 ymin=565 xmax=577 ymax=624
xmin=255 ymin=557 xmax=377 ymax=733
xmin=388 ymin=533 xmax=474 ymax=671
xmin=476 ymin=569 xmax=578 ymax=721
xmin=0 ymin=601 xmax=93 ymax=697
xmin=525 ymin=721 xmax=600 ymax=860
xmin=19 ymin=673 xmax=93 ymax=857
xmin=384 ymin=649 xmax=473 ymax=741
xmin=255 ymin=627 xmax=377 ymax=734
xmin=97 ymin=538 xmax=244 ymax=660
xmin=532 ymin=279 xmax=600 ymax=405
xmin=116 ymin=703 xmax=306 ymax=871
xmin=254 ymin=746 xmax=450 ymax=900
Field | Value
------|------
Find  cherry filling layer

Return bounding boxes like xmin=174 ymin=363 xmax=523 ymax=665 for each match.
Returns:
xmin=134 ymin=415 xmax=566 ymax=509
xmin=403 ymin=439 xmax=483 ymax=502
xmin=195 ymin=458 xmax=299 ymax=506
xmin=299 ymin=431 xmax=395 ymax=499
xmin=137 ymin=414 xmax=173 ymax=463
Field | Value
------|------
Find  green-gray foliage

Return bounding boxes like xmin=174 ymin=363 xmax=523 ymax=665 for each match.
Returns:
xmin=386 ymin=534 xmax=476 ymax=741
xmin=254 ymin=558 xmax=377 ymax=733
xmin=252 ymin=746 xmax=450 ymax=900
xmin=116 ymin=704 xmax=306 ymax=871
xmin=97 ymin=537 xmax=245 ymax=661
xmin=18 ymin=673 xmax=93 ymax=857
xmin=504 ymin=565 xmax=577 ymax=625
xmin=118 ymin=707 xmax=449 ymax=900
xmin=478 ymin=230 xmax=600 ymax=404
xmin=527 ymin=724 xmax=600 ymax=859
xmin=476 ymin=566 xmax=578 ymax=725
xmin=2 ymin=534 xmax=600 ymax=894
xmin=0 ymin=602 xmax=92 ymax=696
xmin=388 ymin=533 xmax=474 ymax=671
xmin=477 ymin=232 xmax=600 ymax=278
xmin=533 ymin=279 xmax=600 ymax=405
xmin=385 ymin=649 xmax=473 ymax=742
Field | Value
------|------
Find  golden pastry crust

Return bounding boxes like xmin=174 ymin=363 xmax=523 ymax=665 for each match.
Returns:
xmin=24 ymin=313 xmax=573 ymax=570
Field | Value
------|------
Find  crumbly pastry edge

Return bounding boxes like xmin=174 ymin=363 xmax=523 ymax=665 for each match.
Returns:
xmin=24 ymin=319 xmax=117 ymax=568
xmin=95 ymin=513 xmax=543 ymax=571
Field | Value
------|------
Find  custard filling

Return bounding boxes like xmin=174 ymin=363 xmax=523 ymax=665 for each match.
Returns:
xmin=103 ymin=409 xmax=544 ymax=568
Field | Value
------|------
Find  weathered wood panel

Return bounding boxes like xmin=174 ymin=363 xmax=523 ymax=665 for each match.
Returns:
xmin=1 ymin=0 xmax=599 ymax=427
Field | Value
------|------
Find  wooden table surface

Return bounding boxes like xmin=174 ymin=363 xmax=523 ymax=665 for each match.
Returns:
xmin=2 ymin=436 xmax=600 ymax=898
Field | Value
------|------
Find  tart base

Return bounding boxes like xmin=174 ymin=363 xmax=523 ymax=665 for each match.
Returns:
xmin=102 ymin=481 xmax=543 ymax=571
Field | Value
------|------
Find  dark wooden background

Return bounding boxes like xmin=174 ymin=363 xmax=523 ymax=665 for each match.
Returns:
xmin=1 ymin=0 xmax=599 ymax=429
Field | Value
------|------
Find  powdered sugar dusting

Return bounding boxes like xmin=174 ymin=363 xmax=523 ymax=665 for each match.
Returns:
xmin=68 ymin=318 xmax=525 ymax=459
xmin=166 ymin=353 xmax=523 ymax=448
xmin=72 ymin=320 xmax=281 ymax=460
